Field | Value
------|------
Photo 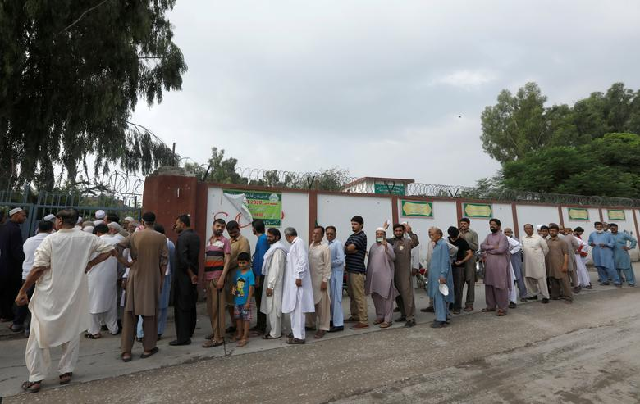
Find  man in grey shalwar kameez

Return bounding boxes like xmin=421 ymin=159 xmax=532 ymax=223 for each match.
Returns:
xmin=365 ymin=228 xmax=396 ymax=329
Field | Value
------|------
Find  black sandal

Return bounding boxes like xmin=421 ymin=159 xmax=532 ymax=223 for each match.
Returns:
xmin=140 ymin=346 xmax=159 ymax=359
xmin=21 ymin=380 xmax=42 ymax=393
xmin=59 ymin=372 xmax=72 ymax=385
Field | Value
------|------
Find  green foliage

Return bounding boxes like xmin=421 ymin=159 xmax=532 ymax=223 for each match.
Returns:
xmin=501 ymin=134 xmax=640 ymax=198
xmin=0 ymin=1 xmax=186 ymax=191
xmin=481 ymin=82 xmax=640 ymax=163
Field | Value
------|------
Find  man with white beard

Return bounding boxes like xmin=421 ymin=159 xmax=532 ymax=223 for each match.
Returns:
xmin=260 ymin=228 xmax=288 ymax=339
xmin=282 ymin=227 xmax=314 ymax=344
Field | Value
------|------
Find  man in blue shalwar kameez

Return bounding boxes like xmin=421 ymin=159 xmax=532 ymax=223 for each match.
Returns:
xmin=427 ymin=228 xmax=454 ymax=329
xmin=610 ymin=224 xmax=637 ymax=287
xmin=588 ymin=222 xmax=620 ymax=287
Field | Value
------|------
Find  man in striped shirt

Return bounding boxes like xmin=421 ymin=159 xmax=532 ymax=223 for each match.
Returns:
xmin=203 ymin=219 xmax=231 ymax=348
xmin=345 ymin=215 xmax=369 ymax=329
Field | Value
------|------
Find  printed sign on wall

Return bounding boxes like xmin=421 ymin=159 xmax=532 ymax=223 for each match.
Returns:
xmin=401 ymin=200 xmax=433 ymax=217
xmin=567 ymin=208 xmax=589 ymax=221
xmin=463 ymin=203 xmax=492 ymax=219
xmin=607 ymin=209 xmax=625 ymax=221
xmin=223 ymin=190 xmax=282 ymax=226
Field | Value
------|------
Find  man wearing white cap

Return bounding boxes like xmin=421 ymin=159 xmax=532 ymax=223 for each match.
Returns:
xmin=15 ymin=208 xmax=115 ymax=392
xmin=0 ymin=207 xmax=26 ymax=322
xmin=94 ymin=210 xmax=106 ymax=223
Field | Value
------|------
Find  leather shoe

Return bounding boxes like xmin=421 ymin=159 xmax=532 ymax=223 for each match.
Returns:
xmin=351 ymin=323 xmax=369 ymax=329
xmin=169 ymin=339 xmax=191 ymax=346
xmin=327 ymin=326 xmax=344 ymax=333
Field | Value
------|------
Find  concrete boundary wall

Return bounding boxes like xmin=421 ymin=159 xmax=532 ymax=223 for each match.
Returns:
xmin=143 ymin=175 xmax=640 ymax=286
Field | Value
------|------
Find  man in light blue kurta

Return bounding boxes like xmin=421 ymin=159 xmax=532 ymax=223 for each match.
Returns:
xmin=587 ymin=222 xmax=620 ymax=286
xmin=427 ymin=230 xmax=454 ymax=328
xmin=326 ymin=226 xmax=345 ymax=332
xmin=610 ymin=224 xmax=637 ymax=286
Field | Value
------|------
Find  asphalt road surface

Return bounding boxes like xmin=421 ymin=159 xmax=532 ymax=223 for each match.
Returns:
xmin=3 ymin=276 xmax=640 ymax=403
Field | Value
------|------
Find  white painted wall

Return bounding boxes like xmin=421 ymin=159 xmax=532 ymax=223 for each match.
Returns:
xmin=206 ymin=187 xmax=309 ymax=248
xmin=515 ymin=205 xmax=560 ymax=232
xmin=317 ymin=193 xmax=392 ymax=251
xmin=561 ymin=207 xmax=601 ymax=231
xmin=492 ymin=203 xmax=514 ymax=234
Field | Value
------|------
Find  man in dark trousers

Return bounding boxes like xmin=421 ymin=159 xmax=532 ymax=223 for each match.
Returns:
xmin=0 ymin=207 xmax=26 ymax=322
xmin=170 ymin=214 xmax=200 ymax=346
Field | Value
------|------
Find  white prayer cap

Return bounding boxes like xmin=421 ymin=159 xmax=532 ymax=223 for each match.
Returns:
xmin=536 ymin=225 xmax=542 ymax=230
xmin=95 ymin=210 xmax=106 ymax=219
xmin=439 ymin=283 xmax=449 ymax=296
xmin=83 ymin=226 xmax=94 ymax=233
xmin=107 ymin=222 xmax=122 ymax=231
xmin=77 ymin=216 xmax=83 ymax=224
xmin=43 ymin=214 xmax=56 ymax=222
xmin=9 ymin=207 xmax=23 ymax=216
xmin=376 ymin=227 xmax=386 ymax=232
xmin=93 ymin=219 xmax=104 ymax=226
xmin=124 ymin=216 xmax=135 ymax=222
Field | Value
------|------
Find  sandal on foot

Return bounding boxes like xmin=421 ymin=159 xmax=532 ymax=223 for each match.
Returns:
xmin=373 ymin=319 xmax=383 ymax=325
xmin=496 ymin=310 xmax=507 ymax=316
xmin=202 ymin=339 xmax=223 ymax=348
xmin=22 ymin=380 xmax=42 ymax=393
xmin=263 ymin=334 xmax=278 ymax=340
xmin=237 ymin=339 xmax=247 ymax=347
xmin=286 ymin=337 xmax=305 ymax=344
xmin=121 ymin=352 xmax=132 ymax=362
xmin=481 ymin=308 xmax=496 ymax=312
xmin=314 ymin=330 xmax=326 ymax=338
xmin=379 ymin=322 xmax=391 ymax=329
xmin=59 ymin=372 xmax=72 ymax=385
xmin=140 ymin=346 xmax=159 ymax=359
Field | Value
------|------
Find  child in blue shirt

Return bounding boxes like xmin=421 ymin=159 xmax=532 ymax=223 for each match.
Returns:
xmin=232 ymin=252 xmax=254 ymax=347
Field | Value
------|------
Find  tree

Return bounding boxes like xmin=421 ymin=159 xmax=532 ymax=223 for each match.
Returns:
xmin=0 ymin=1 xmax=186 ymax=191
xmin=500 ymin=133 xmax=640 ymax=198
xmin=481 ymin=82 xmax=640 ymax=163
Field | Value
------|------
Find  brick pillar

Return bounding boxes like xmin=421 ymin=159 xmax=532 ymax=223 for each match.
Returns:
xmin=143 ymin=168 xmax=198 ymax=244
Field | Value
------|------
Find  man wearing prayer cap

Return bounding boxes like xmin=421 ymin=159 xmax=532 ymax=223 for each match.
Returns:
xmin=43 ymin=214 xmax=56 ymax=222
xmin=95 ymin=210 xmax=106 ymax=220
xmin=0 ymin=207 xmax=26 ymax=322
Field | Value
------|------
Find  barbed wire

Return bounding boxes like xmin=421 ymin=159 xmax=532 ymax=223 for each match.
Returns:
xmin=229 ymin=167 xmax=640 ymax=207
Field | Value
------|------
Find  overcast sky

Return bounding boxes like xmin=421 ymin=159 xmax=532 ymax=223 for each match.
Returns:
xmin=132 ymin=0 xmax=640 ymax=186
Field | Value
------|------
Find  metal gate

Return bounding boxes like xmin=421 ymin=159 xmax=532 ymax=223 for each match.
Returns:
xmin=1 ymin=186 xmax=141 ymax=240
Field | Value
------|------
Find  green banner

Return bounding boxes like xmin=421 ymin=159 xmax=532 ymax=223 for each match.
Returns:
xmin=608 ymin=209 xmax=625 ymax=221
xmin=374 ymin=183 xmax=405 ymax=196
xmin=463 ymin=203 xmax=492 ymax=219
xmin=401 ymin=200 xmax=433 ymax=217
xmin=223 ymin=190 xmax=282 ymax=226
xmin=567 ymin=208 xmax=589 ymax=221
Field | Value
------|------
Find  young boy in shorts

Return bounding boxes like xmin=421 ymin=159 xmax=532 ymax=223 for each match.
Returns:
xmin=232 ymin=252 xmax=254 ymax=347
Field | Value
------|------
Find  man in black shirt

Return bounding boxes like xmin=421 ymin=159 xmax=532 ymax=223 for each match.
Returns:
xmin=448 ymin=226 xmax=473 ymax=315
xmin=344 ymin=215 xmax=368 ymax=329
xmin=170 ymin=214 xmax=200 ymax=346
xmin=0 ymin=207 xmax=26 ymax=322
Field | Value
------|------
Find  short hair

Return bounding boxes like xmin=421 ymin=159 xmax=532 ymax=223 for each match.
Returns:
xmin=523 ymin=223 xmax=533 ymax=229
xmin=575 ymin=227 xmax=584 ymax=232
xmin=434 ymin=228 xmax=443 ymax=236
xmin=267 ymin=228 xmax=281 ymax=240
xmin=142 ymin=211 xmax=156 ymax=224
xmin=237 ymin=252 xmax=251 ymax=262
xmin=213 ymin=218 xmax=226 ymax=226
xmin=57 ymin=208 xmax=79 ymax=226
xmin=38 ymin=220 xmax=54 ymax=232
xmin=94 ymin=223 xmax=109 ymax=234
xmin=393 ymin=223 xmax=405 ymax=231
xmin=489 ymin=218 xmax=501 ymax=226
xmin=460 ymin=217 xmax=470 ymax=224
xmin=447 ymin=226 xmax=459 ymax=238
xmin=351 ymin=215 xmax=363 ymax=225
xmin=549 ymin=224 xmax=560 ymax=231
xmin=154 ymin=224 xmax=165 ymax=234
xmin=226 ymin=220 xmax=239 ymax=231
xmin=284 ymin=227 xmax=297 ymax=237
xmin=326 ymin=225 xmax=337 ymax=233
xmin=176 ymin=214 xmax=190 ymax=227
xmin=252 ymin=219 xmax=265 ymax=234
xmin=106 ymin=213 xmax=120 ymax=223
xmin=564 ymin=227 xmax=573 ymax=232
xmin=594 ymin=221 xmax=602 ymax=227
xmin=540 ymin=225 xmax=549 ymax=230
xmin=314 ymin=225 xmax=325 ymax=235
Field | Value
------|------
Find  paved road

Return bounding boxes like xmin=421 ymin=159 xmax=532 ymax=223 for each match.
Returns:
xmin=3 ymin=267 xmax=640 ymax=403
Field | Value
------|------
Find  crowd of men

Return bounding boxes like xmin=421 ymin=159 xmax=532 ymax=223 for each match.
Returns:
xmin=0 ymin=207 xmax=637 ymax=393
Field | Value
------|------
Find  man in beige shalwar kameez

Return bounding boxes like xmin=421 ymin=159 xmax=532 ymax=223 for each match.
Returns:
xmin=306 ymin=226 xmax=332 ymax=338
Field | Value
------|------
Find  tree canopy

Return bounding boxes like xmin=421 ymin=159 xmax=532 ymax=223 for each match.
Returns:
xmin=0 ymin=1 xmax=186 ymax=191
xmin=481 ymin=82 xmax=640 ymax=163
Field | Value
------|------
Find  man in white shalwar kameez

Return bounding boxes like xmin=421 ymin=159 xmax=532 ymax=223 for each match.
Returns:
xmin=15 ymin=209 xmax=114 ymax=392
xmin=521 ymin=224 xmax=550 ymax=303
xmin=281 ymin=227 xmax=314 ymax=344
xmin=86 ymin=224 xmax=121 ymax=338
xmin=260 ymin=228 xmax=288 ymax=339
